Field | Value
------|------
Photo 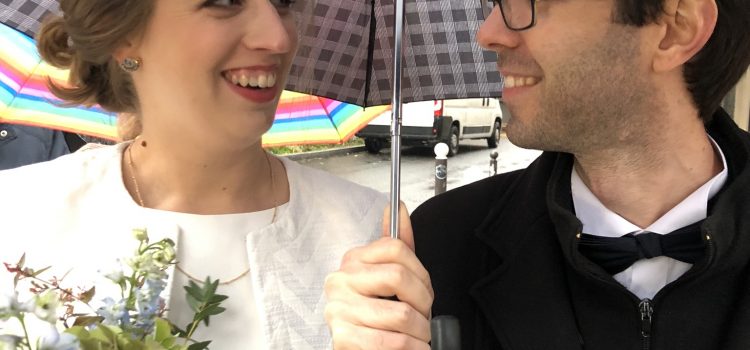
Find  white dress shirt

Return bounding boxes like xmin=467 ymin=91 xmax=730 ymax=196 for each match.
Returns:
xmin=571 ymin=137 xmax=728 ymax=300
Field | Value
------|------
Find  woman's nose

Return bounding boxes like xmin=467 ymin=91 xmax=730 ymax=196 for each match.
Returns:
xmin=242 ymin=2 xmax=295 ymax=54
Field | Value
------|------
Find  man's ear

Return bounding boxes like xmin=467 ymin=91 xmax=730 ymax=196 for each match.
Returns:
xmin=652 ymin=0 xmax=717 ymax=73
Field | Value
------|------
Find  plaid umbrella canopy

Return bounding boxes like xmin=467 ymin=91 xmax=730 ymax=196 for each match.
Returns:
xmin=287 ymin=0 xmax=502 ymax=236
xmin=288 ymin=0 xmax=502 ymax=107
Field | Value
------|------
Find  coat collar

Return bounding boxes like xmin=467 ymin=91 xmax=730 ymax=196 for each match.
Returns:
xmin=467 ymin=108 xmax=750 ymax=348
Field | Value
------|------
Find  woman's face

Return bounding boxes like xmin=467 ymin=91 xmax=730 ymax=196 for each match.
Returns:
xmin=127 ymin=0 xmax=302 ymax=148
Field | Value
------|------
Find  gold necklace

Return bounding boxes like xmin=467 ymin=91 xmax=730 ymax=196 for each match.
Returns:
xmin=125 ymin=142 xmax=278 ymax=285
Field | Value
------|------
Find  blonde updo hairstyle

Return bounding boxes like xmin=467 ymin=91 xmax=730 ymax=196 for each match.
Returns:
xmin=36 ymin=0 xmax=154 ymax=141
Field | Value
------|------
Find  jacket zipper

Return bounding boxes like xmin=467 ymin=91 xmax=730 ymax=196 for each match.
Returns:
xmin=634 ymin=232 xmax=715 ymax=350
xmin=639 ymin=298 xmax=653 ymax=350
xmin=572 ymin=227 xmax=716 ymax=349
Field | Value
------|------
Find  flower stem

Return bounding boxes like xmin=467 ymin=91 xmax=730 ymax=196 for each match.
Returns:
xmin=18 ymin=314 xmax=32 ymax=350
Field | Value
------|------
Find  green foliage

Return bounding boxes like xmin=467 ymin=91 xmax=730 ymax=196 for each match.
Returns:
xmin=266 ymin=137 xmax=364 ymax=155
xmin=177 ymin=277 xmax=228 ymax=348
xmin=2 ymin=230 xmax=230 ymax=350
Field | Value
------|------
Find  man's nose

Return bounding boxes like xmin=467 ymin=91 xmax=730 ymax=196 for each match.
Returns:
xmin=477 ymin=5 xmax=522 ymax=50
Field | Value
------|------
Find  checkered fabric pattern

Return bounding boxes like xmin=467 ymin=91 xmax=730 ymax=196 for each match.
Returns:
xmin=0 ymin=0 xmax=58 ymax=37
xmin=287 ymin=0 xmax=502 ymax=107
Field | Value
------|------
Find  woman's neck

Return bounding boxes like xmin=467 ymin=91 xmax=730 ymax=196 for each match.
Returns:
xmin=122 ymin=137 xmax=289 ymax=215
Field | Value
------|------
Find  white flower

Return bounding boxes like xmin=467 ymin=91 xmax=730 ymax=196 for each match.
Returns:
xmin=33 ymin=291 xmax=60 ymax=324
xmin=103 ymin=269 xmax=125 ymax=284
xmin=38 ymin=325 xmax=79 ymax=350
xmin=0 ymin=292 xmax=34 ymax=320
xmin=0 ymin=335 xmax=23 ymax=349
xmin=132 ymin=228 xmax=149 ymax=243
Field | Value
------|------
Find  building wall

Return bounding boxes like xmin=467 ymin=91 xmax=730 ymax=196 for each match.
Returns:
xmin=733 ymin=69 xmax=750 ymax=131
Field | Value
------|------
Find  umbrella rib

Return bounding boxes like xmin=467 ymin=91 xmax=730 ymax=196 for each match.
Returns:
xmin=363 ymin=0 xmax=377 ymax=108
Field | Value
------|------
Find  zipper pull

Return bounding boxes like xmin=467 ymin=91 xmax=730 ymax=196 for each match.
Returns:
xmin=639 ymin=298 xmax=654 ymax=349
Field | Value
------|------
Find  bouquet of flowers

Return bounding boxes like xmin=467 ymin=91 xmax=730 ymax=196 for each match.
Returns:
xmin=0 ymin=229 xmax=227 ymax=350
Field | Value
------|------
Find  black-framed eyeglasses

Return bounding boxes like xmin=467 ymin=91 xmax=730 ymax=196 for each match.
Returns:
xmin=489 ymin=0 xmax=538 ymax=31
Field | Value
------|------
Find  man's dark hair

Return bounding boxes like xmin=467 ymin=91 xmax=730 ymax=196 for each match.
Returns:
xmin=613 ymin=0 xmax=750 ymax=122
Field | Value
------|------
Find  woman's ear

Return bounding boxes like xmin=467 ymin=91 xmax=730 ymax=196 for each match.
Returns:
xmin=652 ymin=0 xmax=717 ymax=73
xmin=113 ymin=38 xmax=139 ymax=64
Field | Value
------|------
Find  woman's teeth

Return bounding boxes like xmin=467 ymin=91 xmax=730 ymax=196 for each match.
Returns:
xmin=228 ymin=72 xmax=277 ymax=89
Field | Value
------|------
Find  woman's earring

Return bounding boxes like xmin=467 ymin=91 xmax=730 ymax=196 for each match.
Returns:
xmin=120 ymin=57 xmax=141 ymax=72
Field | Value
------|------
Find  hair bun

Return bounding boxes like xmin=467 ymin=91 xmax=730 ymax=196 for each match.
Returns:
xmin=36 ymin=16 xmax=74 ymax=68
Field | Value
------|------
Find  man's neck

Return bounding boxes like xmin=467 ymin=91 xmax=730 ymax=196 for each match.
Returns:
xmin=573 ymin=119 xmax=723 ymax=228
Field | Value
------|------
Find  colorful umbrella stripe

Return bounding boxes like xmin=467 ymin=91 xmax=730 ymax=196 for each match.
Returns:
xmin=262 ymin=91 xmax=390 ymax=147
xmin=0 ymin=24 xmax=119 ymax=140
xmin=0 ymin=29 xmax=118 ymax=139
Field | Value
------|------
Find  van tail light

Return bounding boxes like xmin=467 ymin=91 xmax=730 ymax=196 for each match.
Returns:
xmin=433 ymin=100 xmax=444 ymax=118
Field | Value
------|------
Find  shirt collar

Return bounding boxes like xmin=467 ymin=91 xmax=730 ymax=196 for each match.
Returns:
xmin=572 ymin=135 xmax=728 ymax=238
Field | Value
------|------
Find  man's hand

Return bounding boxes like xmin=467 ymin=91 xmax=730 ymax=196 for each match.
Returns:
xmin=325 ymin=203 xmax=433 ymax=349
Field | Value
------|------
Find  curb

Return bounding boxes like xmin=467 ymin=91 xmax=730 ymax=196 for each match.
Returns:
xmin=280 ymin=145 xmax=367 ymax=161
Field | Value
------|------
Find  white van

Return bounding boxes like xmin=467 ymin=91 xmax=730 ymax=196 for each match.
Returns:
xmin=356 ymin=98 xmax=504 ymax=156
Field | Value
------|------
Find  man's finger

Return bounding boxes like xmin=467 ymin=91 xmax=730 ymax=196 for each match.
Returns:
xmin=325 ymin=297 xmax=431 ymax=343
xmin=329 ymin=318 xmax=431 ymax=350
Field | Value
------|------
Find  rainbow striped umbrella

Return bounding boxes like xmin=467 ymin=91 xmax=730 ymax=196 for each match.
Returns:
xmin=263 ymin=91 xmax=390 ymax=147
xmin=0 ymin=23 xmax=119 ymax=141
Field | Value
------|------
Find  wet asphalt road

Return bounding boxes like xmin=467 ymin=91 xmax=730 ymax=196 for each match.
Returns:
xmin=296 ymin=134 xmax=542 ymax=212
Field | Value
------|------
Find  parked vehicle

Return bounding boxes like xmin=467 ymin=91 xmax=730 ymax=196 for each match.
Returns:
xmin=356 ymin=98 xmax=504 ymax=156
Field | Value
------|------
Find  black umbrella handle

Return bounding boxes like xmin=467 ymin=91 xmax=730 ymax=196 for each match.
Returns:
xmin=431 ymin=315 xmax=461 ymax=350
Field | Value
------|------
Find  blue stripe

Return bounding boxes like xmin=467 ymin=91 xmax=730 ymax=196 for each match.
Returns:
xmin=273 ymin=113 xmax=331 ymax=124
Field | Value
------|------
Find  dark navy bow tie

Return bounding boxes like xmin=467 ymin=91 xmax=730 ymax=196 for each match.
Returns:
xmin=577 ymin=220 xmax=706 ymax=275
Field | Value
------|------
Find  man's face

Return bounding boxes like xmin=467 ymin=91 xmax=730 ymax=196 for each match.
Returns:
xmin=478 ymin=0 xmax=662 ymax=154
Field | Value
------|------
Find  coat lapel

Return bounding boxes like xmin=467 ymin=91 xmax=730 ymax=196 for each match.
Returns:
xmin=469 ymin=153 xmax=584 ymax=350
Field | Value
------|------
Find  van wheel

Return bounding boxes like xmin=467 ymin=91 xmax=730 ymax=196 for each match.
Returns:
xmin=487 ymin=119 xmax=501 ymax=148
xmin=364 ymin=138 xmax=383 ymax=154
xmin=447 ymin=125 xmax=459 ymax=156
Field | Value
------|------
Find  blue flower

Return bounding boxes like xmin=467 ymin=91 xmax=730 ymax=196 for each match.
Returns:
xmin=95 ymin=297 xmax=129 ymax=326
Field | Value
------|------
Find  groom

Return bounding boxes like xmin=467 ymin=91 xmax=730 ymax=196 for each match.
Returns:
xmin=324 ymin=0 xmax=750 ymax=348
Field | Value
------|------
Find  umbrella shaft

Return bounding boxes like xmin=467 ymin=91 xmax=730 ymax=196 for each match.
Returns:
xmin=389 ymin=0 xmax=406 ymax=239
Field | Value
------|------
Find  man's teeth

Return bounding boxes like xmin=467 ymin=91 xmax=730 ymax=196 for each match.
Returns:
xmin=504 ymin=76 xmax=539 ymax=89
xmin=228 ymin=72 xmax=276 ymax=88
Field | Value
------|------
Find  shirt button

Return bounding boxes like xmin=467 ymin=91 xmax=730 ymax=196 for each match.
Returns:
xmin=0 ymin=130 xmax=8 ymax=138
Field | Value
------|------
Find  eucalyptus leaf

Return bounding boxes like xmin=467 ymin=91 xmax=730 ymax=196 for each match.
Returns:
xmin=187 ymin=340 xmax=211 ymax=350
xmin=184 ymin=284 xmax=204 ymax=301
xmin=153 ymin=318 xmax=175 ymax=346
xmin=79 ymin=286 xmax=96 ymax=303
xmin=73 ymin=315 xmax=105 ymax=327
xmin=16 ymin=253 xmax=25 ymax=269
xmin=89 ymin=324 xmax=118 ymax=344
xmin=208 ymin=295 xmax=228 ymax=303
xmin=31 ymin=265 xmax=51 ymax=277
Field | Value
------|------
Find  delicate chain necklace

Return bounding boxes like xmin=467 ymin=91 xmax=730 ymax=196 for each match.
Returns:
xmin=125 ymin=142 xmax=278 ymax=285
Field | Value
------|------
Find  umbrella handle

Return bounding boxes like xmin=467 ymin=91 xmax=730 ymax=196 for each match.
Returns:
xmin=431 ymin=315 xmax=462 ymax=350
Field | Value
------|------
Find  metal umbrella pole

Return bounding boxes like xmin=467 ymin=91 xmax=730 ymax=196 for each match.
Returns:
xmin=389 ymin=0 xmax=405 ymax=239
